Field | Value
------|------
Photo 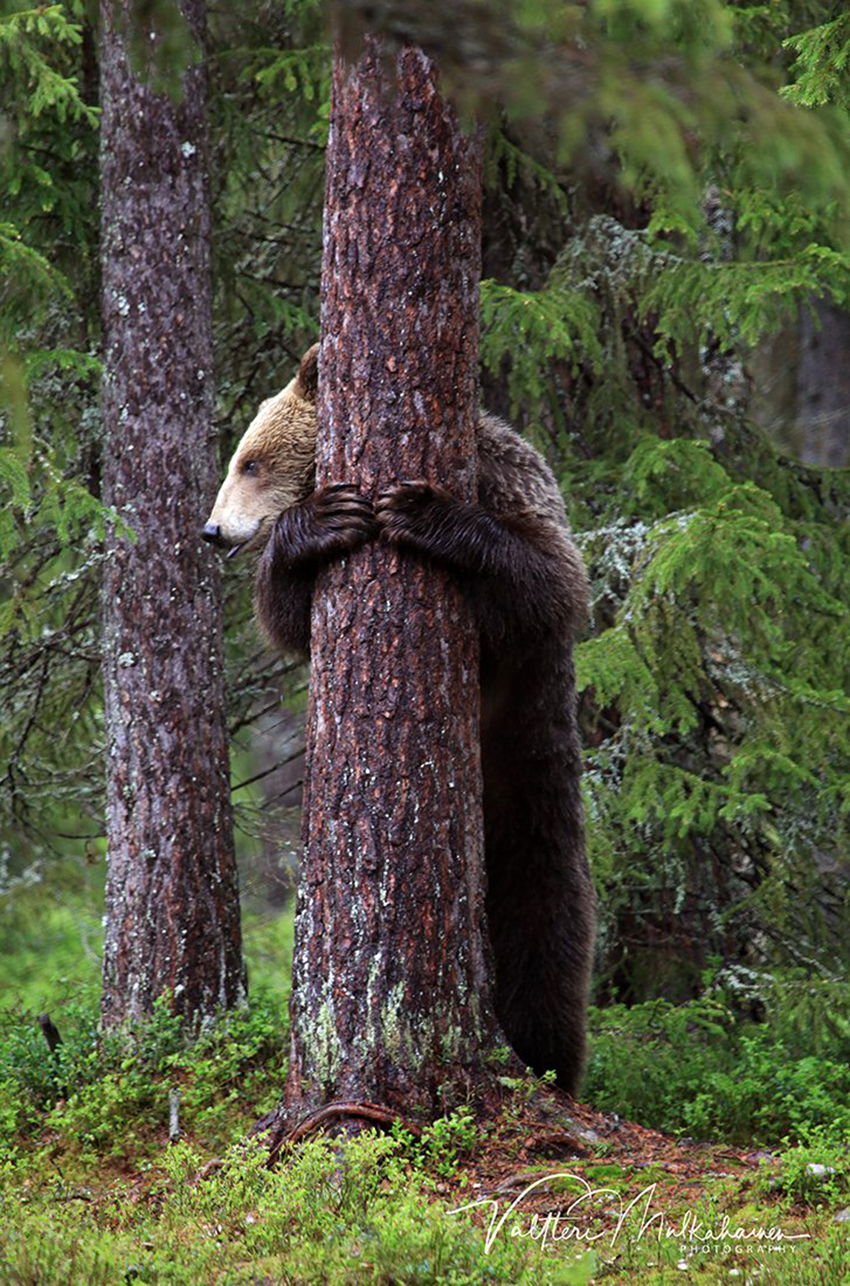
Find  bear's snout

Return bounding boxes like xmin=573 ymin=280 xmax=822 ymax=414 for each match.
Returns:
xmin=202 ymin=521 xmax=225 ymax=547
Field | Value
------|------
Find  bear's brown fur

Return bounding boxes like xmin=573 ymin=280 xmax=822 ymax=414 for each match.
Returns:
xmin=206 ymin=345 xmax=597 ymax=1092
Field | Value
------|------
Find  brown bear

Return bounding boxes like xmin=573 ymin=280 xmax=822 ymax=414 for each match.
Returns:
xmin=204 ymin=345 xmax=596 ymax=1093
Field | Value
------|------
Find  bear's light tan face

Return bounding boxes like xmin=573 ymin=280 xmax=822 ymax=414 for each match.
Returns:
xmin=206 ymin=375 xmax=318 ymax=557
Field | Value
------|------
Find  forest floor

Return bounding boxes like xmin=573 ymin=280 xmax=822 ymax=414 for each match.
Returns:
xmin=1 ymin=894 xmax=847 ymax=1283
xmin=423 ymin=1092 xmax=832 ymax=1281
xmin=4 ymin=1085 xmax=845 ymax=1285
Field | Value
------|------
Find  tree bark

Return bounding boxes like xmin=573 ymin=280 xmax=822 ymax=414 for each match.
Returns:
xmin=100 ymin=0 xmax=245 ymax=1027
xmin=284 ymin=36 xmax=505 ymax=1120
xmin=797 ymin=298 xmax=850 ymax=468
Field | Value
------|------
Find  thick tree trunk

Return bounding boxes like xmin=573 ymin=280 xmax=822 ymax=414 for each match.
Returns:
xmin=100 ymin=0 xmax=244 ymax=1027
xmin=284 ymin=36 xmax=505 ymax=1121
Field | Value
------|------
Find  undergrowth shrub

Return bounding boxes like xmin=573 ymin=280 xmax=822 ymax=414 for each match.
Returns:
xmin=0 ymin=987 xmax=284 ymax=1161
xmin=756 ymin=1127 xmax=850 ymax=1208
xmin=585 ymin=973 xmax=850 ymax=1143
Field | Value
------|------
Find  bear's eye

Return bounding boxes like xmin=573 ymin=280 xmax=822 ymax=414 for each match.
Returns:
xmin=241 ymin=460 xmax=260 ymax=477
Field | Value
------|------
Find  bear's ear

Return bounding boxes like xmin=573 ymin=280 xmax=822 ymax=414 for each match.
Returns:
xmin=295 ymin=344 xmax=319 ymax=403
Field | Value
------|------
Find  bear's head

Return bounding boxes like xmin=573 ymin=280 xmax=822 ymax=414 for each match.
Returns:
xmin=203 ymin=345 xmax=319 ymax=557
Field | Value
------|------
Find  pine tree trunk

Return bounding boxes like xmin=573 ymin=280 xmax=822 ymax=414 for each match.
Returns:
xmin=99 ymin=0 xmax=245 ymax=1027
xmin=283 ymin=36 xmax=505 ymax=1122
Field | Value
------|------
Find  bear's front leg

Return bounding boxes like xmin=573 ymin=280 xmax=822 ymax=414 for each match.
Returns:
xmin=375 ymin=481 xmax=499 ymax=573
xmin=269 ymin=482 xmax=377 ymax=569
xmin=255 ymin=483 xmax=376 ymax=657
xmin=375 ymin=480 xmax=583 ymax=641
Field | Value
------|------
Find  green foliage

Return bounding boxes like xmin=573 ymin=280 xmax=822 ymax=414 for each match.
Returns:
xmin=247 ymin=41 xmax=329 ymax=103
xmin=481 ymin=279 xmax=602 ymax=417
xmin=547 ymin=214 xmax=850 ymax=367
xmin=0 ymin=1 xmax=97 ymax=339
xmin=0 ymin=987 xmax=285 ymax=1161
xmin=568 ymin=426 xmax=850 ymax=989
xmin=585 ymin=973 xmax=850 ymax=1143
xmin=0 ymin=1132 xmax=595 ymax=1284
xmin=485 ymin=126 xmax=569 ymax=212
xmin=783 ymin=13 xmax=850 ymax=109
xmin=0 ymin=0 xmax=111 ymax=850
xmin=0 ymin=888 xmax=293 ymax=1161
xmin=391 ymin=1105 xmax=480 ymax=1181
xmin=757 ymin=1127 xmax=850 ymax=1208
